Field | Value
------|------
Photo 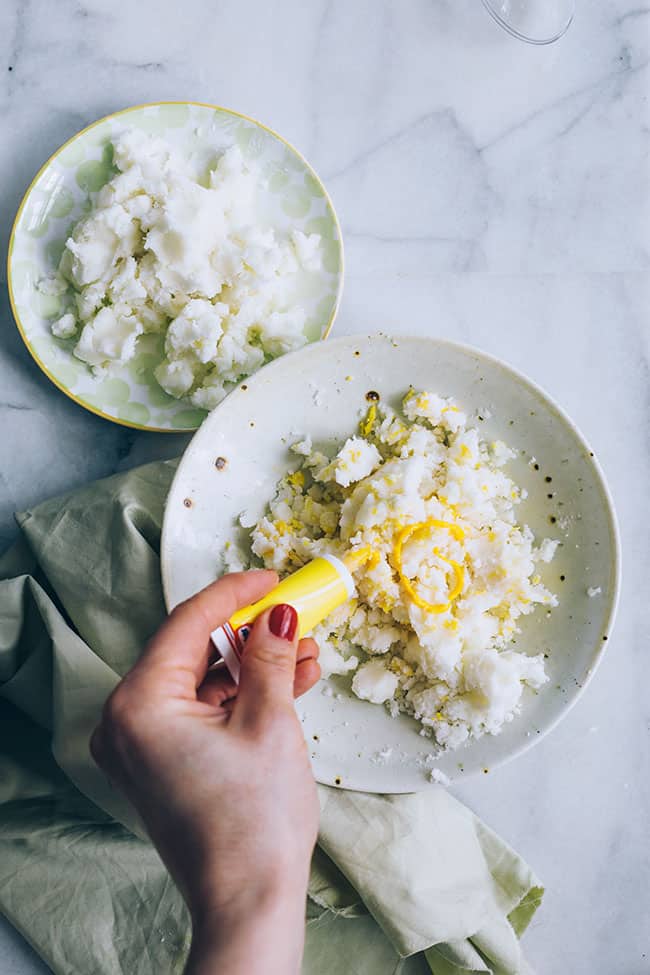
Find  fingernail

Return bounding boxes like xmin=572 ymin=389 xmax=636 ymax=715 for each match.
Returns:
xmin=269 ymin=603 xmax=298 ymax=641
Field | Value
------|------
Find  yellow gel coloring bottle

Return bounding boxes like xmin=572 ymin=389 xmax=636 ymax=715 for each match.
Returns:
xmin=211 ymin=550 xmax=368 ymax=682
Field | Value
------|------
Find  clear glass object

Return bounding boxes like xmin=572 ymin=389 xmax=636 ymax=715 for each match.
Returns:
xmin=481 ymin=0 xmax=575 ymax=44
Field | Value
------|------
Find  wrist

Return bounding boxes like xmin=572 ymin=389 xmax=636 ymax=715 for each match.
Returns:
xmin=188 ymin=888 xmax=306 ymax=975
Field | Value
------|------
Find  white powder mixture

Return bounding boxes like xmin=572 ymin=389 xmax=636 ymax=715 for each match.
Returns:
xmin=48 ymin=129 xmax=321 ymax=409
xmin=231 ymin=390 xmax=559 ymax=751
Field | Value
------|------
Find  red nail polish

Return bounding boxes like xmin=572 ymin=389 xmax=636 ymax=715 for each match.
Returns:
xmin=269 ymin=603 xmax=298 ymax=641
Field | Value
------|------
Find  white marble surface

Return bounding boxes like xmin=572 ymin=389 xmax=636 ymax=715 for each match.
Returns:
xmin=0 ymin=2 xmax=648 ymax=973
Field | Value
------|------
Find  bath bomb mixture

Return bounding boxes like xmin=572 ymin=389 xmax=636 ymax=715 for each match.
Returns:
xmin=48 ymin=129 xmax=322 ymax=410
xmin=228 ymin=390 xmax=559 ymax=751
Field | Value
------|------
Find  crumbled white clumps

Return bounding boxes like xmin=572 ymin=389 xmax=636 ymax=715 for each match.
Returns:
xmin=221 ymin=541 xmax=248 ymax=574
xmin=292 ymin=230 xmax=322 ymax=272
xmin=50 ymin=312 xmax=77 ymax=339
xmin=74 ymin=305 xmax=143 ymax=366
xmin=352 ymin=660 xmax=400 ymax=704
xmin=331 ymin=437 xmax=382 ymax=488
xmin=428 ymin=768 xmax=451 ymax=786
xmin=291 ymin=435 xmax=313 ymax=456
xmin=244 ymin=390 xmax=558 ymax=750
xmin=38 ymin=274 xmax=68 ymax=297
xmin=587 ymin=586 xmax=602 ymax=598
xmin=538 ymin=538 xmax=560 ymax=563
xmin=319 ymin=637 xmax=359 ymax=677
xmin=53 ymin=129 xmax=322 ymax=406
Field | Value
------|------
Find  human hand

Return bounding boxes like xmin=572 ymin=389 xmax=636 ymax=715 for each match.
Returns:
xmin=90 ymin=570 xmax=321 ymax=975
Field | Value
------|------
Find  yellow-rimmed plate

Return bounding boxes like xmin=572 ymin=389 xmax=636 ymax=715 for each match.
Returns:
xmin=7 ymin=102 xmax=344 ymax=432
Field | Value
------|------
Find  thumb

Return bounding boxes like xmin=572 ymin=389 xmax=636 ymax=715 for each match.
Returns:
xmin=234 ymin=604 xmax=300 ymax=727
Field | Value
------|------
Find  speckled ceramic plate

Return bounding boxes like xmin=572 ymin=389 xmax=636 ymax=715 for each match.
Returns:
xmin=161 ymin=334 xmax=620 ymax=792
xmin=7 ymin=102 xmax=343 ymax=432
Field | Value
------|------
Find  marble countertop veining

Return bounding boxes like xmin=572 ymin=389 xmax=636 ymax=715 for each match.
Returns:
xmin=0 ymin=2 xmax=648 ymax=973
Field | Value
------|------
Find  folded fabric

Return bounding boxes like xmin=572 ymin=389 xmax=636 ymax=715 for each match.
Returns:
xmin=0 ymin=461 xmax=543 ymax=975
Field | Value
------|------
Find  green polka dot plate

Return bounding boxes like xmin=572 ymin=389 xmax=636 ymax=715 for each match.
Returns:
xmin=7 ymin=102 xmax=344 ymax=432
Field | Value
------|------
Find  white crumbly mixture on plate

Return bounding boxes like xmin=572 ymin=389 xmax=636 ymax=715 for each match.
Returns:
xmin=47 ymin=129 xmax=321 ymax=409
xmin=229 ymin=390 xmax=560 ymax=751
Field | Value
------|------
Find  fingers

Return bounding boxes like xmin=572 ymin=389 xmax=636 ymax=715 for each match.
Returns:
xmin=233 ymin=604 xmax=300 ymax=726
xmin=136 ymin=570 xmax=278 ymax=692
xmin=296 ymin=637 xmax=319 ymax=665
xmin=197 ymin=668 xmax=239 ymax=708
xmin=293 ymin=657 xmax=321 ymax=698
xmin=292 ymin=637 xmax=321 ymax=697
xmin=198 ymin=637 xmax=320 ymax=709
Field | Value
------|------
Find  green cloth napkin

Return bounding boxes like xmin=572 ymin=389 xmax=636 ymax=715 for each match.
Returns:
xmin=0 ymin=460 xmax=543 ymax=975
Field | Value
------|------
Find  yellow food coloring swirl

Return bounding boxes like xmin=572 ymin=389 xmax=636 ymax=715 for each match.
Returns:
xmin=343 ymin=546 xmax=374 ymax=571
xmin=359 ymin=403 xmax=377 ymax=437
xmin=393 ymin=520 xmax=465 ymax=614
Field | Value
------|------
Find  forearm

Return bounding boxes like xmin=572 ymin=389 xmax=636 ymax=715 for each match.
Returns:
xmin=187 ymin=894 xmax=307 ymax=975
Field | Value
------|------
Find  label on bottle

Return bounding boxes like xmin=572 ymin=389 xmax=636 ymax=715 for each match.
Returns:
xmin=211 ymin=620 xmax=252 ymax=682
